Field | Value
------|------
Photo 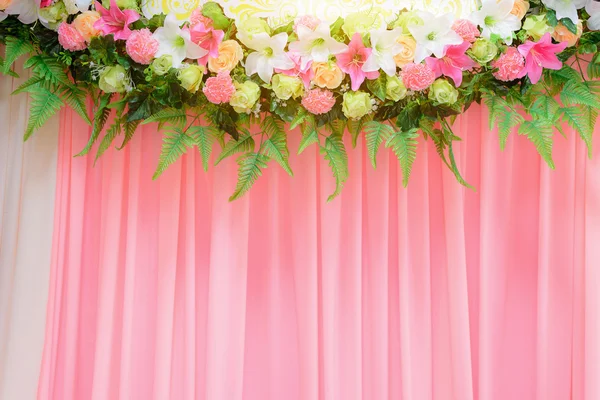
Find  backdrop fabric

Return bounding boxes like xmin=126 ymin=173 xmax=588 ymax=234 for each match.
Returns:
xmin=0 ymin=67 xmax=58 ymax=399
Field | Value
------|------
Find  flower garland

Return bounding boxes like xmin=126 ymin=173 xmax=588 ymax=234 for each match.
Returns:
xmin=1 ymin=0 xmax=600 ymax=200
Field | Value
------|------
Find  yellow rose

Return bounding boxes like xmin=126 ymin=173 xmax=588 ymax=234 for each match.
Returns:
xmin=0 ymin=0 xmax=12 ymax=11
xmin=230 ymin=81 xmax=261 ymax=113
xmin=386 ymin=75 xmax=407 ymax=101
xmin=510 ymin=0 xmax=530 ymax=20
xmin=311 ymin=61 xmax=345 ymax=90
xmin=394 ymin=35 xmax=416 ymax=68
xmin=178 ymin=64 xmax=205 ymax=93
xmin=272 ymin=74 xmax=303 ymax=100
xmin=552 ymin=22 xmax=583 ymax=47
xmin=208 ymin=40 xmax=243 ymax=73
xmin=342 ymin=91 xmax=372 ymax=120
xmin=72 ymin=11 xmax=101 ymax=42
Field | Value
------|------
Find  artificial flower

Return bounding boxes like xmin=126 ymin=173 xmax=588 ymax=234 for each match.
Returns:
xmin=362 ymin=27 xmax=404 ymax=76
xmin=342 ymin=90 xmax=372 ymax=119
xmin=237 ymin=31 xmax=294 ymax=82
xmin=341 ymin=11 xmax=383 ymax=39
xmin=64 ymin=0 xmax=93 ymax=14
xmin=542 ymin=0 xmax=586 ymax=23
xmin=469 ymin=0 xmax=522 ymax=44
xmin=294 ymin=15 xmax=321 ymax=33
xmin=523 ymin=14 xmax=553 ymax=40
xmin=492 ymin=47 xmax=525 ymax=81
xmin=152 ymin=14 xmax=208 ymax=68
xmin=393 ymin=10 xmax=424 ymax=35
xmin=428 ymin=79 xmax=459 ymax=104
xmin=98 ymin=65 xmax=129 ymax=92
xmin=0 ymin=0 xmax=12 ymax=10
xmin=178 ymin=64 xmax=205 ymax=93
xmin=425 ymin=41 xmax=477 ymax=87
xmin=101 ymin=0 xmax=136 ymax=9
xmin=408 ymin=12 xmax=463 ymax=63
xmin=189 ymin=8 xmax=213 ymax=29
xmin=230 ymin=80 xmax=261 ymax=113
xmin=517 ymin=32 xmax=568 ymax=83
xmin=5 ymin=0 xmax=40 ymax=24
xmin=190 ymin=21 xmax=224 ymax=60
xmin=208 ymin=40 xmax=243 ymax=73
xmin=301 ymin=88 xmax=336 ymax=114
xmin=288 ymin=22 xmax=348 ymax=69
xmin=151 ymin=55 xmax=173 ymax=75
xmin=552 ymin=21 xmax=583 ymax=46
xmin=394 ymin=35 xmax=417 ymax=68
xmin=511 ymin=0 xmax=530 ymax=20
xmin=238 ymin=16 xmax=271 ymax=38
xmin=274 ymin=52 xmax=314 ymax=89
xmin=311 ymin=61 xmax=345 ymax=89
xmin=401 ymin=62 xmax=435 ymax=91
xmin=452 ymin=19 xmax=480 ymax=43
xmin=586 ymin=0 xmax=600 ymax=31
xmin=272 ymin=74 xmax=304 ymax=100
xmin=203 ymin=72 xmax=236 ymax=104
xmin=58 ymin=22 xmax=87 ymax=51
xmin=38 ymin=1 xmax=68 ymax=30
xmin=336 ymin=33 xmax=379 ymax=91
xmin=72 ymin=10 xmax=101 ymax=42
xmin=126 ymin=28 xmax=158 ymax=64
xmin=385 ymin=74 xmax=407 ymax=101
xmin=94 ymin=0 xmax=140 ymax=40
xmin=468 ymin=38 xmax=498 ymax=64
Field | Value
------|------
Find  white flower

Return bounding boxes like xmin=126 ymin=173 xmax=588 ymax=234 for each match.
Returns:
xmin=586 ymin=0 xmax=600 ymax=30
xmin=237 ymin=31 xmax=294 ymax=82
xmin=5 ymin=0 xmax=40 ymax=24
xmin=152 ymin=14 xmax=208 ymax=68
xmin=469 ymin=0 xmax=522 ymax=45
xmin=543 ymin=0 xmax=586 ymax=23
xmin=408 ymin=12 xmax=463 ymax=63
xmin=63 ymin=0 xmax=92 ymax=14
xmin=288 ymin=22 xmax=348 ymax=69
xmin=362 ymin=27 xmax=404 ymax=76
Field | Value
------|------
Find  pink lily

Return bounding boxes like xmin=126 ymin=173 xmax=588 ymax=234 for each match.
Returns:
xmin=517 ymin=33 xmax=568 ymax=84
xmin=274 ymin=52 xmax=314 ymax=89
xmin=189 ymin=21 xmax=224 ymax=65
xmin=424 ymin=41 xmax=476 ymax=87
xmin=336 ymin=33 xmax=379 ymax=91
xmin=93 ymin=0 xmax=140 ymax=41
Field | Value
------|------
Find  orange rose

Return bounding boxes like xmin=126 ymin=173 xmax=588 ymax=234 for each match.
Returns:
xmin=72 ymin=11 xmax=101 ymax=43
xmin=0 ymin=0 xmax=12 ymax=10
xmin=394 ymin=35 xmax=416 ymax=68
xmin=510 ymin=0 xmax=530 ymax=20
xmin=552 ymin=21 xmax=583 ymax=47
xmin=311 ymin=61 xmax=345 ymax=89
xmin=208 ymin=40 xmax=243 ymax=73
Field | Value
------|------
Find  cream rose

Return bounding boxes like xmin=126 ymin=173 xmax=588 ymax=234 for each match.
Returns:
xmin=552 ymin=22 xmax=583 ymax=47
xmin=72 ymin=11 xmax=101 ymax=42
xmin=311 ymin=61 xmax=345 ymax=90
xmin=0 ymin=0 xmax=12 ymax=11
xmin=510 ymin=0 xmax=530 ymax=20
xmin=394 ymin=35 xmax=416 ymax=68
xmin=208 ymin=40 xmax=243 ymax=73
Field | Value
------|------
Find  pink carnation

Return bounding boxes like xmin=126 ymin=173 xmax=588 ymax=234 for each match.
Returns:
xmin=203 ymin=73 xmax=236 ymax=104
xmin=126 ymin=28 xmax=159 ymax=65
xmin=301 ymin=88 xmax=336 ymax=115
xmin=492 ymin=47 xmax=525 ymax=82
xmin=452 ymin=19 xmax=480 ymax=43
xmin=401 ymin=63 xmax=435 ymax=91
xmin=190 ymin=8 xmax=213 ymax=29
xmin=58 ymin=23 xmax=87 ymax=52
xmin=294 ymin=15 xmax=321 ymax=33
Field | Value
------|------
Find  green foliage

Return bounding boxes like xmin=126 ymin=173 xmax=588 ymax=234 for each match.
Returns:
xmin=76 ymin=93 xmax=112 ymax=157
xmin=560 ymin=81 xmax=600 ymax=109
xmin=260 ymin=116 xmax=293 ymax=176
xmin=367 ymin=75 xmax=387 ymax=102
xmin=562 ymin=105 xmax=597 ymax=158
xmin=229 ymin=153 xmax=269 ymax=201
xmin=519 ymin=119 xmax=555 ymax=169
xmin=143 ymin=108 xmax=188 ymax=129
xmin=386 ymin=129 xmax=418 ymax=187
xmin=24 ymin=86 xmax=63 ymax=141
xmin=347 ymin=115 xmax=370 ymax=148
xmin=320 ymin=132 xmax=349 ymax=202
xmin=298 ymin=115 xmax=319 ymax=154
xmin=153 ymin=127 xmax=196 ymax=179
xmin=189 ymin=125 xmax=219 ymax=172
xmin=215 ymin=131 xmax=255 ymax=165
xmin=364 ymin=120 xmax=394 ymax=168
xmin=2 ymin=36 xmax=34 ymax=74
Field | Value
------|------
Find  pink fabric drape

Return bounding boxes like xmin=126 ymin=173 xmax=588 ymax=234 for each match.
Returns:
xmin=38 ymin=105 xmax=600 ymax=400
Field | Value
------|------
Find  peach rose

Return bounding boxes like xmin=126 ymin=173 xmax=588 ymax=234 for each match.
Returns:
xmin=311 ymin=61 xmax=345 ymax=89
xmin=394 ymin=35 xmax=417 ymax=68
xmin=72 ymin=11 xmax=101 ymax=42
xmin=510 ymin=0 xmax=530 ymax=20
xmin=208 ymin=40 xmax=243 ymax=73
xmin=0 ymin=0 xmax=12 ymax=10
xmin=552 ymin=21 xmax=583 ymax=47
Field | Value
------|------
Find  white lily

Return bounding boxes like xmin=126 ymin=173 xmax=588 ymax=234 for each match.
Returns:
xmin=64 ymin=0 xmax=93 ymax=14
xmin=543 ymin=0 xmax=586 ymax=23
xmin=238 ymin=31 xmax=294 ymax=82
xmin=362 ymin=27 xmax=404 ymax=76
xmin=586 ymin=0 xmax=600 ymax=30
xmin=5 ymin=0 xmax=40 ymax=24
xmin=408 ymin=12 xmax=463 ymax=63
xmin=469 ymin=0 xmax=522 ymax=45
xmin=152 ymin=14 xmax=208 ymax=68
xmin=288 ymin=22 xmax=348 ymax=69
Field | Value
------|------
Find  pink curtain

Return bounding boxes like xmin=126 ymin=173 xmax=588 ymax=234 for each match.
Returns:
xmin=38 ymin=105 xmax=600 ymax=400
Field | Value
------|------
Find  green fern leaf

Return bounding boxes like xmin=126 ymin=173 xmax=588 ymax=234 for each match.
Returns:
xmin=117 ymin=120 xmax=141 ymax=150
xmin=347 ymin=115 xmax=371 ymax=148
xmin=260 ymin=125 xmax=293 ymax=176
xmin=95 ymin=118 xmax=122 ymax=163
xmin=143 ymin=108 xmax=187 ymax=129
xmin=419 ymin=117 xmax=436 ymax=139
xmin=289 ymin=108 xmax=308 ymax=130
xmin=482 ymin=91 xmax=510 ymax=130
xmin=429 ymin=128 xmax=451 ymax=169
xmin=3 ymin=37 xmax=34 ymax=74
xmin=24 ymin=87 xmax=63 ymax=141
xmin=320 ymin=133 xmax=349 ymax=202
xmin=561 ymin=81 xmax=600 ymax=109
xmin=298 ymin=116 xmax=319 ymax=154
xmin=562 ymin=105 xmax=597 ymax=158
xmin=327 ymin=119 xmax=346 ymax=137
xmin=215 ymin=131 xmax=255 ymax=165
xmin=262 ymin=115 xmax=285 ymax=137
xmin=61 ymin=87 xmax=91 ymax=125
xmin=519 ymin=119 xmax=555 ymax=168
xmin=76 ymin=93 xmax=112 ymax=157
xmin=497 ymin=112 xmax=524 ymax=150
xmin=12 ymin=76 xmax=46 ymax=95
xmin=448 ymin=140 xmax=474 ymax=190
xmin=153 ymin=127 xmax=196 ymax=179
xmin=364 ymin=120 xmax=395 ymax=168
xmin=531 ymin=96 xmax=560 ymax=123
xmin=386 ymin=129 xmax=418 ymax=187
xmin=24 ymin=55 xmax=72 ymax=87
xmin=0 ymin=57 xmax=19 ymax=77
xmin=189 ymin=125 xmax=218 ymax=172
xmin=229 ymin=153 xmax=269 ymax=201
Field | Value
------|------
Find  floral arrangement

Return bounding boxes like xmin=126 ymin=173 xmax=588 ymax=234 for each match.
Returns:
xmin=1 ymin=0 xmax=600 ymax=200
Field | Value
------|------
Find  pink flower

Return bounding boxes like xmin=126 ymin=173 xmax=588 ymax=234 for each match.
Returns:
xmin=401 ymin=63 xmax=436 ymax=91
xmin=189 ymin=8 xmax=213 ymax=29
xmin=517 ymin=33 xmax=567 ymax=84
xmin=58 ymin=23 xmax=87 ymax=51
xmin=452 ymin=19 xmax=480 ymax=43
xmin=40 ymin=0 xmax=52 ymax=7
xmin=301 ymin=88 xmax=336 ymax=115
xmin=203 ymin=72 xmax=236 ymax=104
xmin=424 ymin=41 xmax=476 ymax=87
xmin=492 ymin=47 xmax=525 ymax=82
xmin=125 ymin=28 xmax=159 ymax=65
xmin=336 ymin=33 xmax=379 ymax=91
xmin=190 ymin=22 xmax=224 ymax=65
xmin=93 ymin=0 xmax=140 ymax=41
xmin=275 ymin=52 xmax=314 ymax=88
xmin=294 ymin=15 xmax=321 ymax=33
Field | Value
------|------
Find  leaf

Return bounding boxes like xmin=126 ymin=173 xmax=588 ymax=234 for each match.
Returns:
xmin=2 ymin=37 xmax=34 ymax=74
xmin=364 ymin=120 xmax=395 ymax=168
xmin=482 ymin=91 xmax=510 ymax=130
xmin=215 ymin=131 xmax=255 ymax=165
xmin=561 ymin=81 xmax=600 ymax=109
xmin=367 ymin=74 xmax=386 ymax=101
xmin=320 ymin=133 xmax=349 ymax=202
xmin=201 ymin=1 xmax=231 ymax=30
xmin=531 ymin=96 xmax=560 ymax=123
xmin=395 ymin=101 xmax=421 ymax=131
xmin=562 ymin=105 xmax=597 ymax=158
xmin=153 ymin=127 xmax=196 ymax=179
xmin=117 ymin=120 xmax=141 ymax=150
xmin=448 ymin=140 xmax=474 ymax=189
xmin=497 ymin=111 xmax=524 ymax=150
xmin=386 ymin=129 xmax=418 ymax=187
xmin=11 ymin=76 xmax=45 ymax=95
xmin=260 ymin=120 xmax=293 ymax=176
xmin=24 ymin=55 xmax=71 ymax=87
xmin=61 ymin=87 xmax=92 ymax=125
xmin=24 ymin=87 xmax=64 ymax=141
xmin=76 ymin=93 xmax=112 ymax=157
xmin=143 ymin=108 xmax=187 ymax=129
xmin=347 ymin=115 xmax=370 ymax=148
xmin=298 ymin=115 xmax=319 ymax=154
xmin=289 ymin=108 xmax=308 ymax=130
xmin=519 ymin=119 xmax=555 ymax=168
xmin=588 ymin=53 xmax=600 ymax=79
xmin=229 ymin=153 xmax=269 ymax=201
xmin=189 ymin=125 xmax=218 ymax=172
xmin=560 ymin=17 xmax=578 ymax=34
xmin=95 ymin=118 xmax=122 ymax=164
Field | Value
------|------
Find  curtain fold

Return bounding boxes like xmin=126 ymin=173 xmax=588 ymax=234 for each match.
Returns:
xmin=38 ymin=104 xmax=600 ymax=400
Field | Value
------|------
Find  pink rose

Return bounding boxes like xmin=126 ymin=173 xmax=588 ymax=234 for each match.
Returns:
xmin=492 ymin=47 xmax=525 ymax=82
xmin=126 ymin=28 xmax=159 ymax=65
xmin=452 ymin=19 xmax=480 ymax=43
xmin=401 ymin=63 xmax=435 ymax=91
xmin=58 ymin=23 xmax=87 ymax=52
xmin=294 ymin=15 xmax=321 ymax=33
xmin=203 ymin=72 xmax=236 ymax=104
xmin=301 ymin=88 xmax=336 ymax=115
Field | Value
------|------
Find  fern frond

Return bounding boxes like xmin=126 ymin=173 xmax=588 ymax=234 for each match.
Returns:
xmin=61 ymin=87 xmax=91 ymax=125
xmin=117 ymin=120 xmax=141 ymax=150
xmin=560 ymin=81 xmax=600 ymax=109
xmin=448 ymin=140 xmax=474 ymax=190
xmin=289 ymin=108 xmax=308 ymax=130
xmin=2 ymin=37 xmax=34 ymax=74
xmin=497 ymin=112 xmax=524 ymax=150
xmin=189 ymin=125 xmax=218 ymax=172
xmin=24 ymin=55 xmax=71 ymax=87
xmin=12 ymin=76 xmax=46 ymax=95
xmin=260 ymin=126 xmax=293 ymax=176
xmin=386 ymin=129 xmax=418 ymax=187
xmin=153 ymin=127 xmax=195 ymax=179
xmin=262 ymin=115 xmax=285 ymax=138
xmin=298 ymin=116 xmax=319 ymax=154
xmin=519 ymin=119 xmax=555 ymax=168
xmin=143 ymin=108 xmax=187 ymax=129
xmin=562 ymin=106 xmax=597 ymax=158
xmin=482 ymin=91 xmax=511 ymax=130
xmin=215 ymin=131 xmax=255 ymax=165
xmin=24 ymin=86 xmax=63 ymax=141
xmin=76 ymin=93 xmax=112 ymax=157
xmin=95 ymin=119 xmax=122 ymax=164
xmin=229 ymin=153 xmax=269 ymax=201
xmin=320 ymin=133 xmax=349 ymax=202
xmin=347 ymin=115 xmax=371 ymax=148
xmin=364 ymin=121 xmax=395 ymax=168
